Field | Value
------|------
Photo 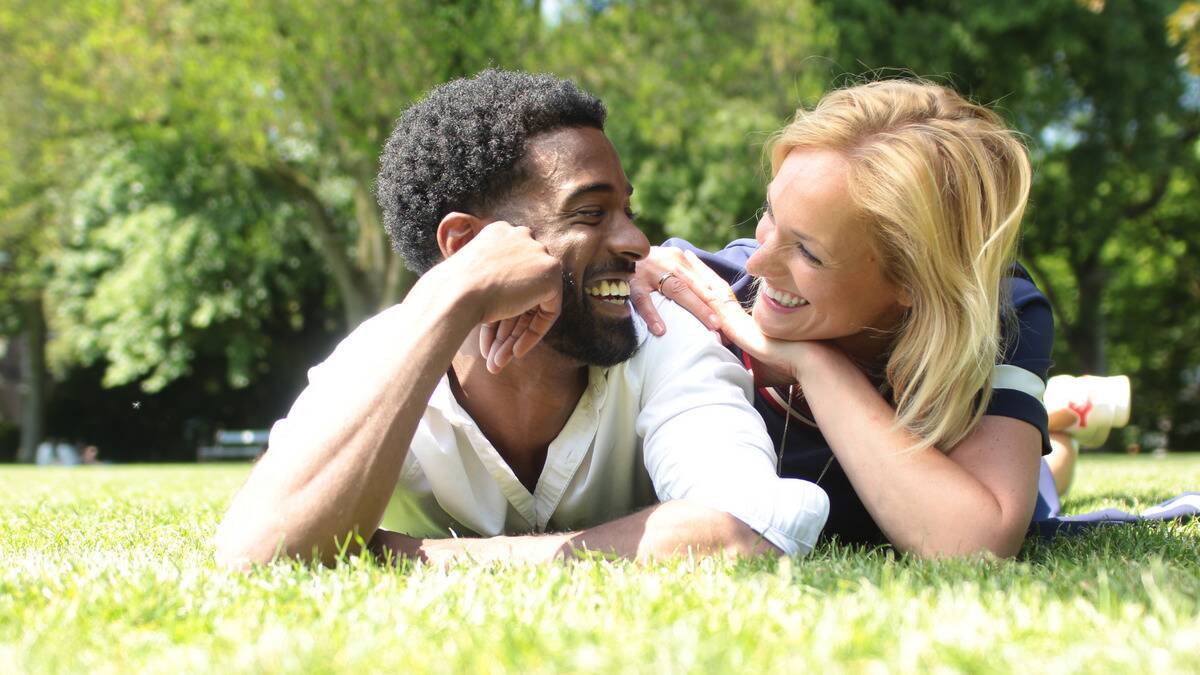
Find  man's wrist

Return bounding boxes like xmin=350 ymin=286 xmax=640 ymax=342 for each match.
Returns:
xmin=410 ymin=257 xmax=490 ymax=327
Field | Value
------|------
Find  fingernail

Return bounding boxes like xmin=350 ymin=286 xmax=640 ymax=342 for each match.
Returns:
xmin=708 ymin=314 xmax=720 ymax=326
xmin=652 ymin=322 xmax=664 ymax=335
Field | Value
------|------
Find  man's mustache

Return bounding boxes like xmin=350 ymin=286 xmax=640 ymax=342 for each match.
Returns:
xmin=583 ymin=259 xmax=636 ymax=283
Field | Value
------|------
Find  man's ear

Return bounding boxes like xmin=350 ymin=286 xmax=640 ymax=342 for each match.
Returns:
xmin=436 ymin=212 xmax=487 ymax=259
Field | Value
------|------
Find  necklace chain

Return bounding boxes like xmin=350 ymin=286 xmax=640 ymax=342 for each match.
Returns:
xmin=776 ymin=384 xmax=836 ymax=485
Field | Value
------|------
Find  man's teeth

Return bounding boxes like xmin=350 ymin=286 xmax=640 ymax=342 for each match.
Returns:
xmin=763 ymin=283 xmax=808 ymax=308
xmin=585 ymin=280 xmax=631 ymax=305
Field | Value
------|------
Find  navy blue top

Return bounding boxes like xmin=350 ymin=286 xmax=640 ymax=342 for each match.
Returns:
xmin=664 ymin=238 xmax=1056 ymax=545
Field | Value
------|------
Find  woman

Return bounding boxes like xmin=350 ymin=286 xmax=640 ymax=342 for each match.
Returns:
xmin=634 ymin=79 xmax=1054 ymax=558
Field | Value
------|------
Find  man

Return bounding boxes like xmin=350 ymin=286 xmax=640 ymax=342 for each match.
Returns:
xmin=214 ymin=70 xmax=828 ymax=566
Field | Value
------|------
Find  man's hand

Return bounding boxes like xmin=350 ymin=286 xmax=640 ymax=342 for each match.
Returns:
xmin=444 ymin=221 xmax=563 ymax=373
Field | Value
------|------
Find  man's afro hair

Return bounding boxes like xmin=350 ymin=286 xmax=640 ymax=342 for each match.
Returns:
xmin=376 ymin=69 xmax=607 ymax=274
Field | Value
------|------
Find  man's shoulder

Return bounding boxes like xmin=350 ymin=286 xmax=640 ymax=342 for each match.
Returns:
xmin=622 ymin=294 xmax=746 ymax=390
xmin=625 ymin=296 xmax=722 ymax=366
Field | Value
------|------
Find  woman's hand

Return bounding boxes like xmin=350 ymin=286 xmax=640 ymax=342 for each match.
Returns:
xmin=662 ymin=249 xmax=817 ymax=382
xmin=631 ymin=247 xmax=722 ymax=336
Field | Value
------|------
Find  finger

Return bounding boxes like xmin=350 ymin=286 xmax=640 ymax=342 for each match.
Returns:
xmin=479 ymin=322 xmax=497 ymax=358
xmin=492 ymin=311 xmax=535 ymax=371
xmin=493 ymin=315 xmax=517 ymax=347
xmin=484 ymin=316 xmax=519 ymax=372
xmin=679 ymin=250 xmax=771 ymax=353
xmin=512 ymin=292 xmax=561 ymax=358
xmin=511 ymin=315 xmax=550 ymax=359
xmin=660 ymin=272 xmax=721 ymax=331
xmin=683 ymin=249 xmax=742 ymax=308
xmin=629 ymin=279 xmax=664 ymax=335
xmin=486 ymin=324 xmax=518 ymax=373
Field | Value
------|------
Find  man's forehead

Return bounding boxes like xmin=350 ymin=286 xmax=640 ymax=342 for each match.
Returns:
xmin=521 ymin=127 xmax=632 ymax=197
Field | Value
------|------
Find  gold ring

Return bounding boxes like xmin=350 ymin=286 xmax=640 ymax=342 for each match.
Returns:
xmin=657 ymin=271 xmax=677 ymax=294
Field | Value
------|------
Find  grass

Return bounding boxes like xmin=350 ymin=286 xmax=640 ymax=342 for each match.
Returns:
xmin=1 ymin=455 xmax=1197 ymax=674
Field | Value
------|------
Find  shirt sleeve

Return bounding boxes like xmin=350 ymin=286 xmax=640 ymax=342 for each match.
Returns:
xmin=987 ymin=267 xmax=1056 ymax=455
xmin=661 ymin=238 xmax=759 ymax=287
xmin=634 ymin=295 xmax=829 ymax=556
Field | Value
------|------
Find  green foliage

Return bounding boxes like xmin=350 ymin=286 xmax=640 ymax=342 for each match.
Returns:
xmin=540 ymin=0 xmax=834 ymax=247
xmin=1 ymin=456 xmax=1197 ymax=671
xmin=2 ymin=0 xmax=1200 ymax=450
xmin=1171 ymin=1 xmax=1200 ymax=73
xmin=46 ymin=141 xmax=314 ymax=391
xmin=819 ymin=0 xmax=1200 ymax=446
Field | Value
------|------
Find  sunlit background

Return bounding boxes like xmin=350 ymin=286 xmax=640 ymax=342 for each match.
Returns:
xmin=2 ymin=0 xmax=1199 ymax=461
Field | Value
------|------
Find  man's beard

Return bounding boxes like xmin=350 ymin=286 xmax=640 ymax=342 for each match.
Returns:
xmin=543 ymin=263 xmax=639 ymax=367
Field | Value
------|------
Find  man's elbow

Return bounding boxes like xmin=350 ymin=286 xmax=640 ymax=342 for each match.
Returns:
xmin=213 ymin=520 xmax=277 ymax=569
xmin=212 ymin=515 xmax=317 ymax=569
xmin=639 ymin=500 xmax=780 ymax=559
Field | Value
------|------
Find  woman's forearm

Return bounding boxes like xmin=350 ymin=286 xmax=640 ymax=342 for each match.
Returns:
xmin=798 ymin=345 xmax=1040 ymax=558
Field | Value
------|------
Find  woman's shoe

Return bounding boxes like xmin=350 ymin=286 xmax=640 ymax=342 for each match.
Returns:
xmin=1043 ymin=374 xmax=1131 ymax=448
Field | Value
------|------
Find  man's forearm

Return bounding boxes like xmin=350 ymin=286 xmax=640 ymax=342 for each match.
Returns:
xmin=215 ymin=264 xmax=482 ymax=567
xmin=372 ymin=500 xmax=779 ymax=565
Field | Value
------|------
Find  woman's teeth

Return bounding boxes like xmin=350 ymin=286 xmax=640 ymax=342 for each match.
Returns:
xmin=585 ymin=280 xmax=631 ymax=305
xmin=763 ymin=283 xmax=808 ymax=308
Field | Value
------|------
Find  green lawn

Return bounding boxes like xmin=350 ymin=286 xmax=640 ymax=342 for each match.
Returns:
xmin=1 ymin=455 xmax=1197 ymax=674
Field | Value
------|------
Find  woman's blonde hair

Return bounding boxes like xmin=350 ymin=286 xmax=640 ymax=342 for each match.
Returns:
xmin=768 ymin=79 xmax=1032 ymax=451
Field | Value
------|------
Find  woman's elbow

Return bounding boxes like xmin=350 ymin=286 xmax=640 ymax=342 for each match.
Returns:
xmin=899 ymin=523 xmax=1025 ymax=560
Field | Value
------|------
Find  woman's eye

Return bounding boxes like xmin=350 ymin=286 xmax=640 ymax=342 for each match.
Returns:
xmin=798 ymin=244 xmax=822 ymax=266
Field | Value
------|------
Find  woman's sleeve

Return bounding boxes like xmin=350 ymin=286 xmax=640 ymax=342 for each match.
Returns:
xmin=661 ymin=238 xmax=760 ymax=299
xmin=987 ymin=266 xmax=1056 ymax=455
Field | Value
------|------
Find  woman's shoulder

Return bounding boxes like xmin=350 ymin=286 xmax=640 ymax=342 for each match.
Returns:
xmin=662 ymin=237 xmax=759 ymax=297
xmin=1005 ymin=263 xmax=1052 ymax=312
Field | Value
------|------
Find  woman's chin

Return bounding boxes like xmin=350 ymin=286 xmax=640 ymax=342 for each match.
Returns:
xmin=752 ymin=305 xmax=809 ymax=342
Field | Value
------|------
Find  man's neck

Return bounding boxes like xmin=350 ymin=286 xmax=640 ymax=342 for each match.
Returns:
xmin=449 ymin=328 xmax=590 ymax=492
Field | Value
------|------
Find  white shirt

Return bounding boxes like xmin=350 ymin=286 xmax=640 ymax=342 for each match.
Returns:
xmin=271 ymin=295 xmax=829 ymax=556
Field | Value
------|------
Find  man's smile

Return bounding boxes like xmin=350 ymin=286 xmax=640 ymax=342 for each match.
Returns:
xmin=584 ymin=279 xmax=632 ymax=306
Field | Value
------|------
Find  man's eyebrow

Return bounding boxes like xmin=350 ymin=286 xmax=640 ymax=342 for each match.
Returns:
xmin=562 ymin=181 xmax=634 ymax=204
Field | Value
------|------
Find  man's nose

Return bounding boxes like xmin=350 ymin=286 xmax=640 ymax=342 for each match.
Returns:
xmin=610 ymin=213 xmax=651 ymax=262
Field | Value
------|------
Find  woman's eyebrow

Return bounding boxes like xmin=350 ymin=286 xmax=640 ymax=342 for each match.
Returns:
xmin=767 ymin=196 xmax=819 ymax=244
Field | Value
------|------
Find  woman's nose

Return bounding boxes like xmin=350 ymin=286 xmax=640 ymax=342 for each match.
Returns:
xmin=747 ymin=216 xmax=784 ymax=278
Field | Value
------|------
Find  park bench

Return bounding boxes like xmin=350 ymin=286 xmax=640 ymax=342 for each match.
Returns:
xmin=196 ymin=429 xmax=269 ymax=462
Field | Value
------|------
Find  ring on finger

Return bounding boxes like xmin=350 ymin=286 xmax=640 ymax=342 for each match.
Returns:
xmin=657 ymin=271 xmax=677 ymax=294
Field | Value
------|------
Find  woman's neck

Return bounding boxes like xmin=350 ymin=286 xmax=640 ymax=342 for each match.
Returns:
xmin=830 ymin=331 xmax=894 ymax=386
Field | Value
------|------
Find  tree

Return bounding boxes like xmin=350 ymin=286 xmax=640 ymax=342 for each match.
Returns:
xmin=539 ymin=0 xmax=835 ymax=248
xmin=820 ymin=0 xmax=1200 ymax=445
xmin=0 ymin=0 xmax=547 ymax=406
xmin=15 ymin=0 xmax=543 ymax=326
xmin=1170 ymin=1 xmax=1200 ymax=72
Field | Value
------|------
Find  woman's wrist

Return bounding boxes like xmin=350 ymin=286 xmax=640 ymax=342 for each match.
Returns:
xmin=793 ymin=342 xmax=854 ymax=390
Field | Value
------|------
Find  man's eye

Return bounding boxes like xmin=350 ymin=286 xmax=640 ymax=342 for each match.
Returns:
xmin=625 ymin=207 xmax=639 ymax=221
xmin=575 ymin=209 xmax=604 ymax=219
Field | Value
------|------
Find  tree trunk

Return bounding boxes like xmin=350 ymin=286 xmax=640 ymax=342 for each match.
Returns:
xmin=261 ymin=164 xmax=378 ymax=326
xmin=1069 ymin=262 xmax=1109 ymax=375
xmin=15 ymin=297 xmax=46 ymax=463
